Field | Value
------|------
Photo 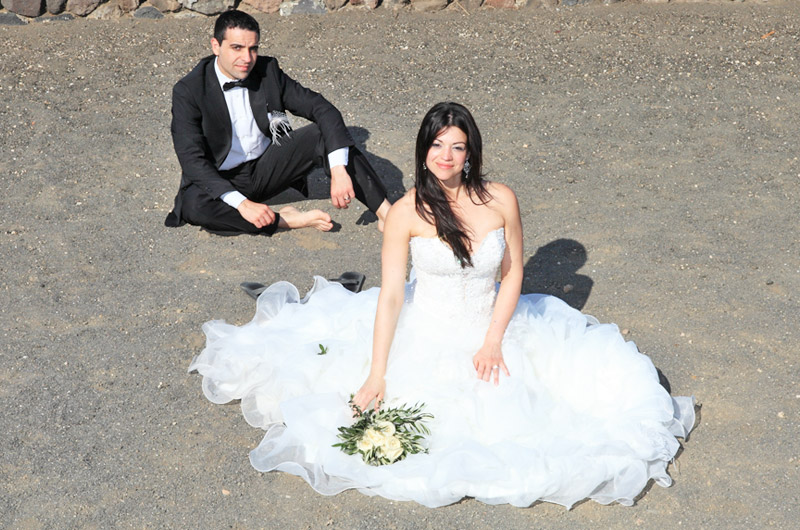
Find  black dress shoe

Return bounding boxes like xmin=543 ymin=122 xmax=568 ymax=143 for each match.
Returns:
xmin=240 ymin=282 xmax=267 ymax=300
xmin=240 ymin=272 xmax=365 ymax=300
xmin=329 ymin=272 xmax=366 ymax=293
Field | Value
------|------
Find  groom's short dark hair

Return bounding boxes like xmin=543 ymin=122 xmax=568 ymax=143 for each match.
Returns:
xmin=214 ymin=10 xmax=260 ymax=43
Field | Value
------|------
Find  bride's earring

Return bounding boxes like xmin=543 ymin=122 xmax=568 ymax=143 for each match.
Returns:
xmin=463 ymin=159 xmax=471 ymax=177
xmin=422 ymin=162 xmax=427 ymax=171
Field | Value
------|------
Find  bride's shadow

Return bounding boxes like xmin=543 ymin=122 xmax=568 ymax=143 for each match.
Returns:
xmin=522 ymin=239 xmax=593 ymax=310
xmin=525 ymin=239 xmax=677 ymax=397
xmin=268 ymin=126 xmax=405 ymax=230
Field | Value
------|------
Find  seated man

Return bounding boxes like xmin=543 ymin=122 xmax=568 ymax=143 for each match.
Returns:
xmin=165 ymin=10 xmax=391 ymax=235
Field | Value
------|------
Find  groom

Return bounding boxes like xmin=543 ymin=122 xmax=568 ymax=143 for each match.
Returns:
xmin=165 ymin=10 xmax=391 ymax=235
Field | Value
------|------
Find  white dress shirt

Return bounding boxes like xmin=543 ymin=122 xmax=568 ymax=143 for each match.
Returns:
xmin=214 ymin=59 xmax=348 ymax=209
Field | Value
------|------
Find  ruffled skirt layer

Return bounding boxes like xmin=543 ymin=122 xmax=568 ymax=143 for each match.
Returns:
xmin=189 ymin=278 xmax=694 ymax=508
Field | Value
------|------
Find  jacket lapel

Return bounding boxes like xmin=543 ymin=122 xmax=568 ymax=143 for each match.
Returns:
xmin=247 ymin=73 xmax=270 ymax=135
xmin=203 ymin=59 xmax=232 ymax=166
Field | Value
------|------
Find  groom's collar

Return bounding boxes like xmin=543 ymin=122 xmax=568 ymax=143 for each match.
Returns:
xmin=213 ymin=57 xmax=251 ymax=91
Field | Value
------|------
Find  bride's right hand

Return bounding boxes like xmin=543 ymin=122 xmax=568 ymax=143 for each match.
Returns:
xmin=352 ymin=374 xmax=386 ymax=413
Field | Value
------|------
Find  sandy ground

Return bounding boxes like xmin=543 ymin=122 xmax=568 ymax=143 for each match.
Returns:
xmin=1 ymin=2 xmax=798 ymax=528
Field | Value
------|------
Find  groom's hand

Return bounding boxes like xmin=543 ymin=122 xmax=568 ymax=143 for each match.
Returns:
xmin=237 ymin=199 xmax=276 ymax=228
xmin=330 ymin=165 xmax=355 ymax=210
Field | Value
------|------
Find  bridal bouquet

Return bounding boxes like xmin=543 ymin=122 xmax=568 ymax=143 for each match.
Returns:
xmin=334 ymin=399 xmax=433 ymax=466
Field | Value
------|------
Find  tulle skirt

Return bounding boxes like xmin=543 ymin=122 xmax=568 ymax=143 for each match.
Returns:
xmin=189 ymin=278 xmax=694 ymax=508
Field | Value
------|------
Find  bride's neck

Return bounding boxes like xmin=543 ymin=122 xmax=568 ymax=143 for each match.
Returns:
xmin=441 ymin=180 xmax=465 ymax=202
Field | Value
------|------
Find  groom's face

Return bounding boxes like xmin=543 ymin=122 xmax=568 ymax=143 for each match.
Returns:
xmin=211 ymin=27 xmax=259 ymax=81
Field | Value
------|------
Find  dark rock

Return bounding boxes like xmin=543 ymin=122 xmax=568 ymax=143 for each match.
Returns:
xmin=46 ymin=0 xmax=67 ymax=13
xmin=133 ymin=4 xmax=163 ymax=16
xmin=66 ymin=0 xmax=102 ymax=16
xmin=241 ymin=0 xmax=280 ymax=13
xmin=179 ymin=0 xmax=234 ymax=15
xmin=34 ymin=11 xmax=74 ymax=19
xmin=4 ymin=0 xmax=45 ymax=17
xmin=0 ymin=12 xmax=28 ymax=24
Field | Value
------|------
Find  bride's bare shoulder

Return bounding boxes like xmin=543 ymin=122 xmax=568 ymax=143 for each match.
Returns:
xmin=389 ymin=191 xmax=416 ymax=215
xmin=385 ymin=189 xmax=435 ymax=237
xmin=485 ymin=181 xmax=517 ymax=203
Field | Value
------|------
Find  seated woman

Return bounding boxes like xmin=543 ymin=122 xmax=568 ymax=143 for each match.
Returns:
xmin=189 ymin=102 xmax=695 ymax=509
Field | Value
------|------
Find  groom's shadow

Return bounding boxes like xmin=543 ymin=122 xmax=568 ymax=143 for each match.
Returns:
xmin=523 ymin=239 xmax=593 ymax=310
xmin=269 ymin=126 xmax=405 ymax=229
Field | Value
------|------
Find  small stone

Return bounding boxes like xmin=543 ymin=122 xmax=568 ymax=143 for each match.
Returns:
xmin=410 ymin=0 xmax=448 ymax=12
xmin=67 ymin=0 xmax=103 ymax=16
xmin=322 ymin=0 xmax=346 ymax=9
xmin=766 ymin=280 xmax=774 ymax=285
xmin=777 ymin=411 xmax=785 ymax=419
xmin=86 ymin=0 xmax=121 ymax=17
xmin=4 ymin=0 xmax=46 ymax=17
xmin=566 ymin=177 xmax=575 ymax=183
xmin=148 ymin=0 xmax=181 ymax=10
xmin=483 ymin=0 xmax=514 ymax=8
xmin=222 ymin=488 xmax=230 ymax=495
xmin=0 ymin=12 xmax=28 ymax=24
xmin=119 ymin=0 xmax=140 ymax=11
xmin=562 ymin=284 xmax=574 ymax=293
xmin=621 ymin=328 xmax=630 ymax=336
xmin=241 ymin=0 xmax=281 ymax=13
xmin=134 ymin=5 xmax=164 ymax=16
xmin=180 ymin=0 xmax=235 ymax=15
xmin=561 ymin=0 xmax=577 ymax=6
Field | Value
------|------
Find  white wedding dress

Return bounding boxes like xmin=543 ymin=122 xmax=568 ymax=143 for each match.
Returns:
xmin=189 ymin=228 xmax=695 ymax=508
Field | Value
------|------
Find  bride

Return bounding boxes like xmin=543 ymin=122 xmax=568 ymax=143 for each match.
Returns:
xmin=189 ymin=102 xmax=695 ymax=509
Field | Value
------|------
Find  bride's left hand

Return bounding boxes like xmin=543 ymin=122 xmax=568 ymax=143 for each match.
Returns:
xmin=352 ymin=374 xmax=386 ymax=413
xmin=473 ymin=341 xmax=510 ymax=385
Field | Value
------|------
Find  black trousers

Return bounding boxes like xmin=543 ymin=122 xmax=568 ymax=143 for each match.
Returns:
xmin=178 ymin=125 xmax=388 ymax=235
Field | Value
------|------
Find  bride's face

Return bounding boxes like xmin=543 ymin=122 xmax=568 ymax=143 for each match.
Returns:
xmin=426 ymin=126 xmax=468 ymax=185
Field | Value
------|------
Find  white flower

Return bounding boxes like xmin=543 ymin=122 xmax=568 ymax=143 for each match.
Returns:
xmin=380 ymin=435 xmax=404 ymax=463
xmin=375 ymin=419 xmax=396 ymax=436
xmin=356 ymin=436 xmax=374 ymax=453
xmin=363 ymin=427 xmax=386 ymax=447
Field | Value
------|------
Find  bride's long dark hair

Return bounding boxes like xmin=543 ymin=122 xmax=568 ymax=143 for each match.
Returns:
xmin=415 ymin=102 xmax=490 ymax=268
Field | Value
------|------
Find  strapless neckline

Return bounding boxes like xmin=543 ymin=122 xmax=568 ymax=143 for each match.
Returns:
xmin=411 ymin=227 xmax=504 ymax=257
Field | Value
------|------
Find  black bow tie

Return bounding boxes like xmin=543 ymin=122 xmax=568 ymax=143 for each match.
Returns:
xmin=223 ymin=79 xmax=248 ymax=91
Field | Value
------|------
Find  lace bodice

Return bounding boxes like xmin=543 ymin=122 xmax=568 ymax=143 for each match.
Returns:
xmin=408 ymin=228 xmax=505 ymax=327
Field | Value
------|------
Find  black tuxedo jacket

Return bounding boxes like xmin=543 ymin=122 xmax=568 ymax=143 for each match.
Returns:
xmin=166 ymin=55 xmax=354 ymax=226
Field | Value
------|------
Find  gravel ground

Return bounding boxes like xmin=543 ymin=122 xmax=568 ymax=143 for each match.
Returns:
xmin=1 ymin=2 xmax=798 ymax=528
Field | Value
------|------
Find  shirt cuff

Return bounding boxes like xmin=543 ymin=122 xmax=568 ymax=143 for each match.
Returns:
xmin=221 ymin=190 xmax=247 ymax=209
xmin=327 ymin=147 xmax=349 ymax=169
